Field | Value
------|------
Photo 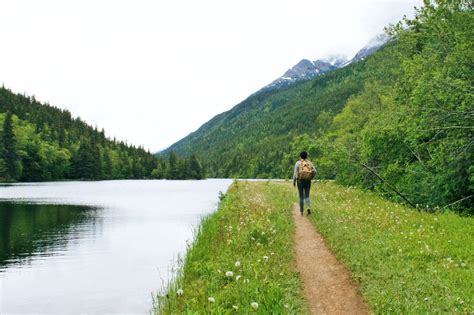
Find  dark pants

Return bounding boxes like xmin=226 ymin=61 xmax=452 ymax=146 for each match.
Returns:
xmin=297 ymin=180 xmax=311 ymax=212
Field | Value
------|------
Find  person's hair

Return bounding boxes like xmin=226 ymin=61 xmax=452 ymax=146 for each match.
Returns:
xmin=300 ymin=151 xmax=308 ymax=159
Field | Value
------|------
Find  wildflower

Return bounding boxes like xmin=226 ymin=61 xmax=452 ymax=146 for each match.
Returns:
xmin=236 ymin=275 xmax=241 ymax=281
xmin=232 ymin=305 xmax=239 ymax=310
xmin=263 ymin=255 xmax=269 ymax=262
xmin=208 ymin=297 xmax=215 ymax=303
xmin=226 ymin=271 xmax=234 ymax=278
xmin=424 ymin=297 xmax=428 ymax=301
xmin=235 ymin=261 xmax=241 ymax=268
xmin=284 ymin=304 xmax=289 ymax=309
xmin=176 ymin=289 xmax=184 ymax=296
xmin=251 ymin=302 xmax=259 ymax=309
xmin=461 ymin=262 xmax=466 ymax=267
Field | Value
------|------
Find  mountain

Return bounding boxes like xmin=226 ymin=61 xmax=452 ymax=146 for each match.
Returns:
xmin=161 ymin=2 xmax=472 ymax=212
xmin=321 ymin=54 xmax=348 ymax=67
xmin=259 ymin=34 xmax=388 ymax=93
xmin=260 ymin=59 xmax=338 ymax=92
xmin=342 ymin=33 xmax=390 ymax=66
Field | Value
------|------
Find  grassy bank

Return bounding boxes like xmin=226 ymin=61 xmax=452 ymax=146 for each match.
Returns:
xmin=302 ymin=181 xmax=473 ymax=313
xmin=153 ymin=181 xmax=306 ymax=313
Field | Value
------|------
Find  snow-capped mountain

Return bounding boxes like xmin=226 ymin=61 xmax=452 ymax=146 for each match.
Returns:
xmin=343 ymin=33 xmax=390 ymax=66
xmin=259 ymin=33 xmax=390 ymax=93
xmin=261 ymin=59 xmax=338 ymax=92
xmin=321 ymin=54 xmax=348 ymax=68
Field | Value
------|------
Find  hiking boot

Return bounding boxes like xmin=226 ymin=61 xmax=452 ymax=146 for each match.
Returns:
xmin=307 ymin=208 xmax=311 ymax=215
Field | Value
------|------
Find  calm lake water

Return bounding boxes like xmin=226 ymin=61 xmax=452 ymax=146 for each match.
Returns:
xmin=0 ymin=179 xmax=232 ymax=314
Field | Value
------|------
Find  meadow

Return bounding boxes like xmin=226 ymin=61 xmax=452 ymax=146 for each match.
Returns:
xmin=155 ymin=180 xmax=473 ymax=313
xmin=304 ymin=181 xmax=473 ymax=313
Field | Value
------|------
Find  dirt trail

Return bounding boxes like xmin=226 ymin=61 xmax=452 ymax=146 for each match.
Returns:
xmin=293 ymin=204 xmax=369 ymax=315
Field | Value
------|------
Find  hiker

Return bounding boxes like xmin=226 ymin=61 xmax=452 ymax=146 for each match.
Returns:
xmin=293 ymin=151 xmax=316 ymax=216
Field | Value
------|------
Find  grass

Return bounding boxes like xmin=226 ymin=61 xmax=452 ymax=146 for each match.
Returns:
xmin=154 ymin=180 xmax=473 ymax=313
xmin=153 ymin=180 xmax=307 ymax=314
xmin=300 ymin=181 xmax=474 ymax=314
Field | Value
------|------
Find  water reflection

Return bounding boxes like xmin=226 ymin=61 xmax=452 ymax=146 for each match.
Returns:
xmin=0 ymin=202 xmax=100 ymax=271
xmin=0 ymin=179 xmax=231 ymax=313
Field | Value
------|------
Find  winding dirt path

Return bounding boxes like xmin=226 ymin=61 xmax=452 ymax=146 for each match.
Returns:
xmin=293 ymin=204 xmax=369 ymax=315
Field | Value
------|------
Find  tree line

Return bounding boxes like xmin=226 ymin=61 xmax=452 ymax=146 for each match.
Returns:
xmin=0 ymin=88 xmax=205 ymax=181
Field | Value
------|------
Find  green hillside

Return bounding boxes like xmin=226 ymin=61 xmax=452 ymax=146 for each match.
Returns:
xmin=0 ymin=88 xmax=204 ymax=181
xmin=162 ymin=1 xmax=473 ymax=213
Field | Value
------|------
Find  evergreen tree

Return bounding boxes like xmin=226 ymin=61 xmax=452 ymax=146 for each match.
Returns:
xmin=167 ymin=151 xmax=179 ymax=179
xmin=189 ymin=154 xmax=204 ymax=179
xmin=1 ymin=111 xmax=18 ymax=180
xmin=103 ymin=149 xmax=113 ymax=179
xmin=72 ymin=141 xmax=99 ymax=179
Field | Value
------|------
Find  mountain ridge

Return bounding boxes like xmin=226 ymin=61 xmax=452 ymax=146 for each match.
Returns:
xmin=257 ymin=33 xmax=389 ymax=94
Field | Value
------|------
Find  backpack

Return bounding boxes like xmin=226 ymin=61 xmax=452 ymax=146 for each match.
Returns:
xmin=298 ymin=160 xmax=314 ymax=180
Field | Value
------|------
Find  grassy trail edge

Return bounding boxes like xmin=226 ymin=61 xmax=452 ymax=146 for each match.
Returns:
xmin=153 ymin=181 xmax=307 ymax=314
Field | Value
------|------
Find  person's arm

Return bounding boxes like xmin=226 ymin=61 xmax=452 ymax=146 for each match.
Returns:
xmin=293 ymin=162 xmax=299 ymax=187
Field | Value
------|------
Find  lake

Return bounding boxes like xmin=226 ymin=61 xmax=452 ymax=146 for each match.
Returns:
xmin=0 ymin=179 xmax=232 ymax=314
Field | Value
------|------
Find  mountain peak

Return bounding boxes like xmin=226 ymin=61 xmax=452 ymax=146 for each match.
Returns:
xmin=343 ymin=33 xmax=390 ymax=66
xmin=261 ymin=58 xmax=337 ymax=93
xmin=321 ymin=54 xmax=348 ymax=68
xmin=259 ymin=33 xmax=389 ymax=94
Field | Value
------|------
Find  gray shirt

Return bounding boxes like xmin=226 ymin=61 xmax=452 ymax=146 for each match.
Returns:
xmin=293 ymin=159 xmax=316 ymax=181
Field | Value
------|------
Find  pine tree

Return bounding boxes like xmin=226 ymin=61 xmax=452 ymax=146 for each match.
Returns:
xmin=1 ymin=111 xmax=18 ymax=180
xmin=167 ymin=151 xmax=179 ymax=179
xmin=103 ymin=149 xmax=113 ymax=178
xmin=189 ymin=154 xmax=204 ymax=179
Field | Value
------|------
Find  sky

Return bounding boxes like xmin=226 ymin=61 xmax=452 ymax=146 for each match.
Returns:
xmin=0 ymin=0 xmax=422 ymax=152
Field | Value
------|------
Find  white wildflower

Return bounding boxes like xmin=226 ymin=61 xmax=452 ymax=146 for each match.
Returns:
xmin=176 ymin=289 xmax=183 ymax=296
xmin=235 ymin=261 xmax=241 ymax=268
xmin=236 ymin=275 xmax=241 ymax=281
xmin=263 ymin=255 xmax=269 ymax=262
xmin=251 ymin=302 xmax=259 ymax=309
xmin=232 ymin=305 xmax=239 ymax=310
xmin=226 ymin=271 xmax=234 ymax=278
xmin=208 ymin=297 xmax=215 ymax=303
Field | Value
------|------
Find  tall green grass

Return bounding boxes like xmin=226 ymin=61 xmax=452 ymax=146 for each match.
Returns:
xmin=153 ymin=181 xmax=306 ymax=314
xmin=303 ymin=181 xmax=473 ymax=313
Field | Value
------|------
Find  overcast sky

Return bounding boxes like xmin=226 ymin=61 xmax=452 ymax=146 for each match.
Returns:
xmin=0 ymin=0 xmax=422 ymax=152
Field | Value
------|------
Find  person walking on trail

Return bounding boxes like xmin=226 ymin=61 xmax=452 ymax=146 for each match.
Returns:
xmin=293 ymin=151 xmax=316 ymax=216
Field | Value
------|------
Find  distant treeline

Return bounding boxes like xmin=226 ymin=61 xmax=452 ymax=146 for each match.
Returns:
xmin=0 ymin=88 xmax=204 ymax=181
xmin=164 ymin=1 xmax=473 ymax=213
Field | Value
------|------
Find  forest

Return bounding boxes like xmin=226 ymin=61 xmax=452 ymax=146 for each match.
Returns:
xmin=163 ymin=0 xmax=473 ymax=213
xmin=0 ymin=90 xmax=204 ymax=181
